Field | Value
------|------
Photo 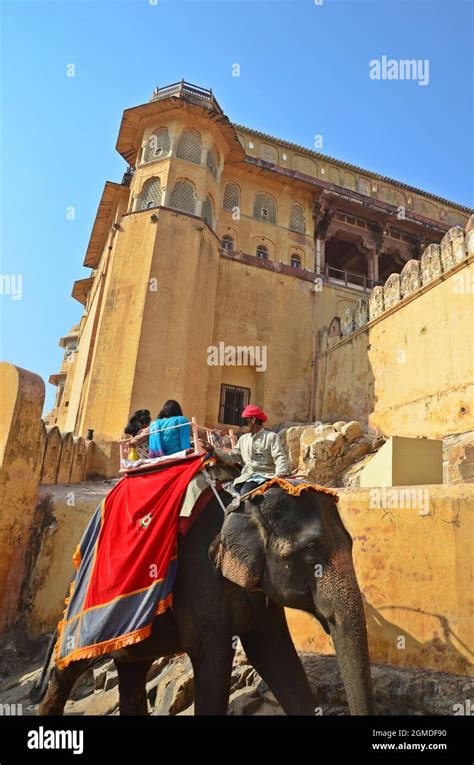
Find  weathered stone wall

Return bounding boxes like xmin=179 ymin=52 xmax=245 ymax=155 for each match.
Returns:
xmin=0 ymin=363 xmax=44 ymax=632
xmin=0 ymin=371 xmax=123 ymax=491
xmin=0 ymin=360 xmax=124 ymax=638
xmin=287 ymin=483 xmax=473 ymax=676
xmin=25 ymin=483 xmax=112 ymax=635
xmin=316 ymin=221 xmax=474 ymax=439
xmin=38 ymin=428 xmax=119 ymax=485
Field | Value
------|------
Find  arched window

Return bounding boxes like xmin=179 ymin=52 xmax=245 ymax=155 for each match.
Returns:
xmin=202 ymin=196 xmax=214 ymax=228
xmin=206 ymin=146 xmax=219 ymax=179
xmin=138 ymin=178 xmax=162 ymax=210
xmin=221 ymin=234 xmax=234 ymax=252
xmin=143 ymin=127 xmax=170 ymax=163
xmin=253 ymin=192 xmax=277 ymax=224
xmin=223 ymin=182 xmax=240 ymax=211
xmin=256 ymin=244 xmax=268 ymax=260
xmin=289 ymin=203 xmax=305 ymax=233
xmin=291 ymin=253 xmax=302 ymax=269
xmin=176 ymin=128 xmax=202 ymax=164
xmin=169 ymin=180 xmax=196 ymax=214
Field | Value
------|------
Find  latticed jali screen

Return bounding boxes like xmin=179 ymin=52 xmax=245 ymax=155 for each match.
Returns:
xmin=143 ymin=128 xmax=171 ymax=162
xmin=169 ymin=181 xmax=196 ymax=213
xmin=176 ymin=129 xmax=202 ymax=164
xmin=223 ymin=182 xmax=240 ymax=211
xmin=289 ymin=203 xmax=306 ymax=233
xmin=253 ymin=192 xmax=277 ymax=224
xmin=138 ymin=178 xmax=162 ymax=210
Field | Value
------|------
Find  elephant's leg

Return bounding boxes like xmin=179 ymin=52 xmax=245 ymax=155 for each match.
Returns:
xmin=189 ymin=640 xmax=235 ymax=715
xmin=116 ymin=658 xmax=154 ymax=716
xmin=38 ymin=660 xmax=88 ymax=715
xmin=240 ymin=603 xmax=315 ymax=715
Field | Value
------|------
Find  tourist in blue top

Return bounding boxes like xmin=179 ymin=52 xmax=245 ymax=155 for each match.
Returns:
xmin=130 ymin=399 xmax=191 ymax=458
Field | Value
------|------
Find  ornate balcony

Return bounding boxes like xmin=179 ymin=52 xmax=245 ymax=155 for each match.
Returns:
xmin=150 ymin=80 xmax=223 ymax=114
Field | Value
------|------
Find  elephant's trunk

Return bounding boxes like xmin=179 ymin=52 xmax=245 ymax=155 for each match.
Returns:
xmin=316 ymin=548 xmax=374 ymax=715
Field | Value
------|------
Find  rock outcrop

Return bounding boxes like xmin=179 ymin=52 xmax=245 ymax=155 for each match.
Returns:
xmin=443 ymin=431 xmax=474 ymax=484
xmin=280 ymin=420 xmax=384 ymax=487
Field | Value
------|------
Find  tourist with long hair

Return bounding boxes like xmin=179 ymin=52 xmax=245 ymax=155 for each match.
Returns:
xmin=130 ymin=399 xmax=191 ymax=458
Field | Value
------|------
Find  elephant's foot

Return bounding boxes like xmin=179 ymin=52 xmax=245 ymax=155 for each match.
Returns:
xmin=37 ymin=661 xmax=87 ymax=716
xmin=116 ymin=658 xmax=154 ymax=715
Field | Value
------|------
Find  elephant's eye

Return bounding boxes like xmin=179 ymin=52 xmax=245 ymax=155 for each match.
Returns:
xmin=301 ymin=542 xmax=320 ymax=562
xmin=302 ymin=542 xmax=319 ymax=557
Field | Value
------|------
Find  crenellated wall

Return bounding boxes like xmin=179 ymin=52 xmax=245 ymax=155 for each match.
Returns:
xmin=315 ymin=220 xmax=474 ymax=439
xmin=2 ymin=401 xmax=119 ymax=490
xmin=38 ymin=428 xmax=119 ymax=484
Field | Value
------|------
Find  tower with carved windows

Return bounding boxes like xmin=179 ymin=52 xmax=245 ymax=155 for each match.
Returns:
xmin=48 ymin=81 xmax=469 ymax=439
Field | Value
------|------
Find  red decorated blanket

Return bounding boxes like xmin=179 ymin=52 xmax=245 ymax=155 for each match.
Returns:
xmin=55 ymin=454 xmax=208 ymax=669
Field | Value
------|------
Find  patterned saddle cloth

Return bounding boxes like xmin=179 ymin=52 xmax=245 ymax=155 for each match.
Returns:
xmin=223 ymin=475 xmax=339 ymax=514
xmin=251 ymin=476 xmax=339 ymax=501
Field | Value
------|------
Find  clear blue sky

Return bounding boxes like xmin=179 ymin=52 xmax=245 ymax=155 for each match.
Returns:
xmin=1 ymin=0 xmax=472 ymax=413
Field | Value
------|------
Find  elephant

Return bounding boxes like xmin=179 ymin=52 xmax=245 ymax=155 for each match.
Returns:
xmin=34 ymin=485 xmax=373 ymax=716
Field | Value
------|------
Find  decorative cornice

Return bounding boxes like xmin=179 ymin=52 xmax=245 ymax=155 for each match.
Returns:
xmin=233 ymin=123 xmax=472 ymax=214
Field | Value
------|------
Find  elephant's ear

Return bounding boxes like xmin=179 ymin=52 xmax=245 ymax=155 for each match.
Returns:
xmin=209 ymin=508 xmax=265 ymax=589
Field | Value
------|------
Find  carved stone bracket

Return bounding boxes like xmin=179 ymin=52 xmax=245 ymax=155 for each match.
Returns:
xmin=355 ymin=236 xmax=373 ymax=256
xmin=313 ymin=196 xmax=335 ymax=239
xmin=370 ymin=222 xmax=387 ymax=254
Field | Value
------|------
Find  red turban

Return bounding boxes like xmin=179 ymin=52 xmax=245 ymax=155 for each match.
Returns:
xmin=241 ymin=405 xmax=268 ymax=422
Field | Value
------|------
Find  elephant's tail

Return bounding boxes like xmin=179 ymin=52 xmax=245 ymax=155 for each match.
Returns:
xmin=29 ymin=628 xmax=57 ymax=704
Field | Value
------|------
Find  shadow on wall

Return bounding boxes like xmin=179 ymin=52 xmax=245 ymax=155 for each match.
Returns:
xmin=288 ymin=597 xmax=472 ymax=677
xmin=364 ymin=600 xmax=472 ymax=677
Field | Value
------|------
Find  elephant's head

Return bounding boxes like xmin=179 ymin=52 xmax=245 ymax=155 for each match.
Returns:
xmin=210 ymin=486 xmax=373 ymax=714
